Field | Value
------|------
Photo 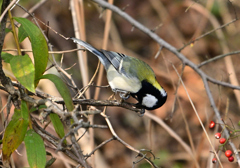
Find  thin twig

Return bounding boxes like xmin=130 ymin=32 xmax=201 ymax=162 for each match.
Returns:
xmin=20 ymin=0 xmax=48 ymax=19
xmin=171 ymin=64 xmax=221 ymax=168
xmin=2 ymin=48 xmax=84 ymax=54
xmin=0 ymin=0 xmax=17 ymax=22
xmin=70 ymin=134 xmax=91 ymax=168
xmin=85 ymin=137 xmax=115 ymax=159
xmin=86 ymin=1 xmax=240 ymax=166
xmin=198 ymin=50 xmax=240 ymax=68
xmin=145 ymin=111 xmax=200 ymax=168
xmin=16 ymin=4 xmax=79 ymax=93
xmin=100 ymin=110 xmax=158 ymax=168
xmin=178 ymin=19 xmax=238 ymax=52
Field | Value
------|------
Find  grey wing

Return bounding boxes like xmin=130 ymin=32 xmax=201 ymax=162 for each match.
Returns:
xmin=102 ymin=50 xmax=139 ymax=80
xmin=101 ymin=50 xmax=126 ymax=71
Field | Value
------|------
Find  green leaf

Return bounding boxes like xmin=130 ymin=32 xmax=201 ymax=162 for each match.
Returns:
xmin=1 ymin=52 xmax=14 ymax=63
xmin=29 ymin=105 xmax=47 ymax=113
xmin=20 ymin=100 xmax=30 ymax=121
xmin=2 ymin=101 xmax=29 ymax=162
xmin=13 ymin=17 xmax=49 ymax=86
xmin=24 ymin=129 xmax=46 ymax=168
xmin=45 ymin=157 xmax=56 ymax=168
xmin=49 ymin=113 xmax=65 ymax=140
xmin=18 ymin=25 xmax=28 ymax=43
xmin=39 ymin=74 xmax=74 ymax=111
xmin=10 ymin=55 xmax=35 ymax=93
xmin=0 ymin=1 xmax=2 ymax=14
xmin=5 ymin=28 xmax=12 ymax=34
xmin=11 ymin=108 xmax=21 ymax=121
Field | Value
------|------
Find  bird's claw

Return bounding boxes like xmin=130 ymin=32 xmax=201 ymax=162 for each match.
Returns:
xmin=138 ymin=108 xmax=145 ymax=117
xmin=112 ymin=89 xmax=130 ymax=100
xmin=119 ymin=92 xmax=130 ymax=100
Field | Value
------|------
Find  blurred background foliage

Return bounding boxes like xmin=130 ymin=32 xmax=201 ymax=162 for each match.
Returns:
xmin=1 ymin=0 xmax=240 ymax=167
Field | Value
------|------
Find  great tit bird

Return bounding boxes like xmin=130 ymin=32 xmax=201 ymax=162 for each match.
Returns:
xmin=71 ymin=38 xmax=167 ymax=111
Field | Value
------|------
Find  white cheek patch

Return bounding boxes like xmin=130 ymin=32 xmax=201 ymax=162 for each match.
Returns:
xmin=142 ymin=94 xmax=158 ymax=108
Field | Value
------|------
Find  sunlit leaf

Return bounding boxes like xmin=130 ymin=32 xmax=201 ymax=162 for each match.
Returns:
xmin=2 ymin=101 xmax=29 ymax=162
xmin=1 ymin=52 xmax=14 ymax=63
xmin=13 ymin=17 xmax=49 ymax=86
xmin=10 ymin=55 xmax=35 ymax=93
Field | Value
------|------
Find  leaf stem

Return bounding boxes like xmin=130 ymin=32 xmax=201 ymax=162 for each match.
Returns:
xmin=8 ymin=10 xmax=21 ymax=55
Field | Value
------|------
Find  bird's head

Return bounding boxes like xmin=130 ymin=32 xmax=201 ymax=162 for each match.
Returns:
xmin=132 ymin=80 xmax=167 ymax=110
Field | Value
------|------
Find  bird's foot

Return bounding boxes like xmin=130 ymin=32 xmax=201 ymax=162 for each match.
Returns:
xmin=133 ymin=103 xmax=145 ymax=116
xmin=112 ymin=89 xmax=130 ymax=100
xmin=119 ymin=92 xmax=130 ymax=100
xmin=138 ymin=108 xmax=145 ymax=117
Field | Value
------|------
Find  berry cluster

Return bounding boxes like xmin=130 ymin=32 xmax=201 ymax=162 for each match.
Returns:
xmin=209 ymin=120 xmax=235 ymax=164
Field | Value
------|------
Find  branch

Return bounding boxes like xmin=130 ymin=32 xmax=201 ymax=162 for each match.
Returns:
xmin=70 ymin=134 xmax=91 ymax=168
xmin=206 ymin=76 xmax=240 ymax=90
xmin=197 ymin=50 xmax=240 ymax=68
xmin=32 ymin=118 xmax=81 ymax=164
xmin=100 ymin=110 xmax=158 ymax=168
xmin=89 ymin=0 xmax=240 ymax=165
xmin=0 ymin=0 xmax=20 ymax=108
xmin=72 ymin=99 xmax=144 ymax=113
xmin=85 ymin=137 xmax=115 ymax=159
xmin=178 ymin=19 xmax=238 ymax=52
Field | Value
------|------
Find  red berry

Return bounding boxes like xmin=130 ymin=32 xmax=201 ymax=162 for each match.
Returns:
xmin=219 ymin=138 xmax=226 ymax=144
xmin=225 ymin=150 xmax=233 ymax=157
xmin=209 ymin=121 xmax=215 ymax=128
xmin=215 ymin=132 xmax=221 ymax=139
xmin=228 ymin=156 xmax=234 ymax=162
xmin=212 ymin=158 xmax=217 ymax=163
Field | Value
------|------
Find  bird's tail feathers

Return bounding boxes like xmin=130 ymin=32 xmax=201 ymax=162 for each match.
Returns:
xmin=70 ymin=37 xmax=109 ymax=67
xmin=70 ymin=37 xmax=103 ymax=56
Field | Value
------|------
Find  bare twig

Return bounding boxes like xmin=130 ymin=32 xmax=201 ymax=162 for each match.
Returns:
xmin=100 ymin=110 xmax=158 ymax=168
xmin=89 ymin=0 xmax=240 ymax=165
xmin=85 ymin=137 xmax=115 ymax=159
xmin=0 ymin=0 xmax=20 ymax=109
xmin=0 ymin=0 xmax=17 ymax=22
xmin=145 ymin=111 xmax=200 ymax=168
xmin=172 ymin=64 xmax=221 ymax=168
xmin=70 ymin=134 xmax=91 ymax=168
xmin=2 ymin=48 xmax=84 ymax=54
xmin=1 ymin=0 xmax=240 ymax=167
xmin=70 ymin=0 xmax=90 ymax=99
xmin=178 ymin=19 xmax=238 ymax=52
xmin=16 ymin=4 xmax=79 ymax=93
xmin=198 ymin=50 xmax=240 ymax=68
